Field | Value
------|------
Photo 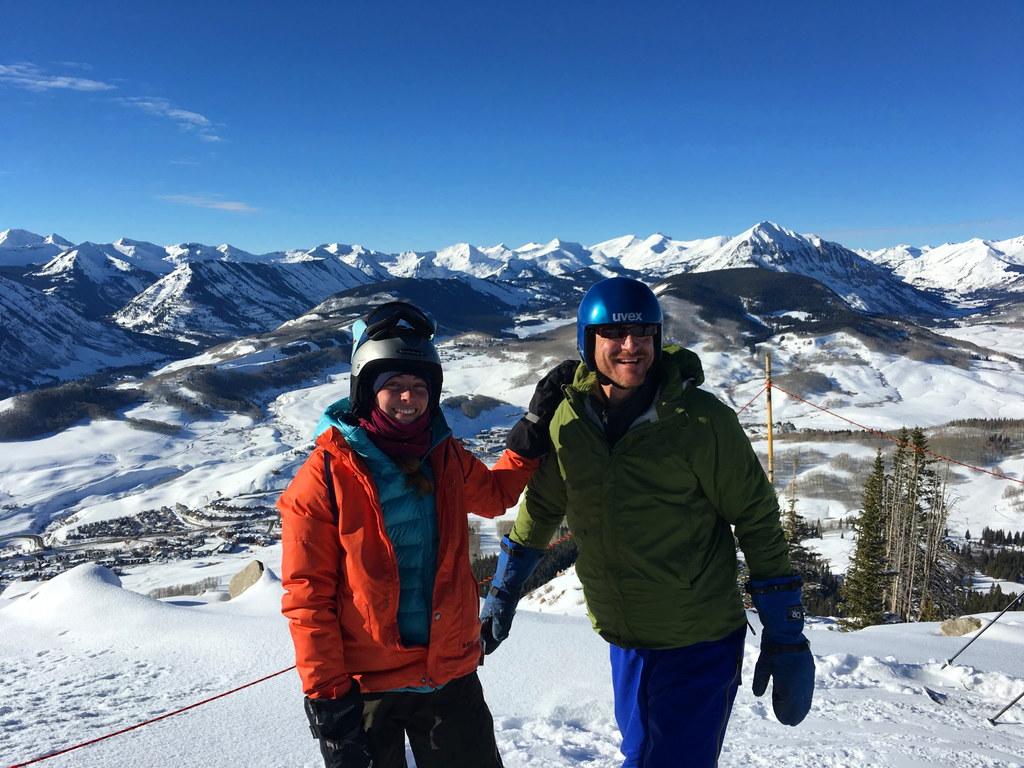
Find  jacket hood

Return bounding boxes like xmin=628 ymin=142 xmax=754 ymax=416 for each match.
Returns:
xmin=315 ymin=397 xmax=354 ymax=441
xmin=664 ymin=345 xmax=705 ymax=387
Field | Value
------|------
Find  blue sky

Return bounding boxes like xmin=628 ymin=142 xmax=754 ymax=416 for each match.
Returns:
xmin=2 ymin=1 xmax=1021 ymax=254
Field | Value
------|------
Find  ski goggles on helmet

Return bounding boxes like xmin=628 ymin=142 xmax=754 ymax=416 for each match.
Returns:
xmin=591 ymin=323 xmax=659 ymax=340
xmin=354 ymin=301 xmax=437 ymax=345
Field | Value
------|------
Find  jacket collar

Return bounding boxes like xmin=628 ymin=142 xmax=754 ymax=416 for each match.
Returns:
xmin=316 ymin=396 xmax=452 ymax=457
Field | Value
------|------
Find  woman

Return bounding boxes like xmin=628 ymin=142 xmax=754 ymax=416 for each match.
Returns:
xmin=278 ymin=301 xmax=551 ymax=768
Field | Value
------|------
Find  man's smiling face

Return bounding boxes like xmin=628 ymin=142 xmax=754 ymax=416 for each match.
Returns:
xmin=592 ymin=325 xmax=655 ymax=396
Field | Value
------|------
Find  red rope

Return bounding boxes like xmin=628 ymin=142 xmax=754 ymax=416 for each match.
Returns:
xmin=9 ymin=532 xmax=579 ymax=767
xmin=736 ymin=384 xmax=768 ymax=415
xmin=769 ymin=383 xmax=1024 ymax=485
xmin=7 ymin=666 xmax=295 ymax=768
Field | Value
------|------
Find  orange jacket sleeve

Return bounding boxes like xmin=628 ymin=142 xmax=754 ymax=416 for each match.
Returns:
xmin=454 ymin=444 xmax=541 ymax=519
xmin=278 ymin=444 xmax=353 ymax=699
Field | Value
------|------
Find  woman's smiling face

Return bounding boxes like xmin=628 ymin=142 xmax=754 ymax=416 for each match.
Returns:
xmin=375 ymin=374 xmax=430 ymax=424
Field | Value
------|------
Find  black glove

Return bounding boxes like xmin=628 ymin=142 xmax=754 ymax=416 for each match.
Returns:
xmin=505 ymin=359 xmax=578 ymax=459
xmin=303 ymin=687 xmax=373 ymax=768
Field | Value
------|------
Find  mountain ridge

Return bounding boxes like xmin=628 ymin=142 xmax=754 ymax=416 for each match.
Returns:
xmin=1 ymin=221 xmax=1021 ymax=399
xmin=5 ymin=222 xmax=1021 ymax=309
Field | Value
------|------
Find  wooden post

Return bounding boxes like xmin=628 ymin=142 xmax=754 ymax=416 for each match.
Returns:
xmin=766 ymin=352 xmax=774 ymax=486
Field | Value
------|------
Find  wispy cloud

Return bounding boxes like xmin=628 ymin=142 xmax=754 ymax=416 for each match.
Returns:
xmin=120 ymin=97 xmax=223 ymax=142
xmin=50 ymin=61 xmax=95 ymax=71
xmin=0 ymin=62 xmax=116 ymax=92
xmin=3 ymin=61 xmax=225 ymax=144
xmin=159 ymin=195 xmax=260 ymax=214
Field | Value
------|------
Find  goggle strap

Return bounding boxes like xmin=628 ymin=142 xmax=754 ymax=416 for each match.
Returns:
xmin=362 ymin=303 xmax=436 ymax=341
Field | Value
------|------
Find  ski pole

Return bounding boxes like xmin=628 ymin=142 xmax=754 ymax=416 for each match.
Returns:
xmin=988 ymin=688 xmax=1024 ymax=725
xmin=942 ymin=591 xmax=1024 ymax=669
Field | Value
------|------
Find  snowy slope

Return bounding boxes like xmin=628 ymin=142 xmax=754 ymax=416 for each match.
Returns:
xmin=113 ymin=258 xmax=375 ymax=342
xmin=892 ymin=239 xmax=1024 ymax=298
xmin=2 ymin=295 xmax=1024 ymax=765
xmin=693 ymin=222 xmax=948 ymax=316
xmin=0 ymin=276 xmax=172 ymax=397
xmin=1 ymin=560 xmax=1023 ymax=767
xmin=30 ymin=243 xmax=158 ymax=318
xmin=0 ymin=228 xmax=73 ymax=267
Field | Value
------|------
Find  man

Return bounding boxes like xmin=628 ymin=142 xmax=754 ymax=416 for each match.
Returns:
xmin=483 ymin=277 xmax=814 ymax=768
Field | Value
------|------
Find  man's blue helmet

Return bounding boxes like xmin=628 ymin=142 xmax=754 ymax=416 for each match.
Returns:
xmin=577 ymin=277 xmax=663 ymax=371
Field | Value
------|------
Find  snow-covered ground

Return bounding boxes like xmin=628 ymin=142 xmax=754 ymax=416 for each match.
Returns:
xmin=4 ymin=323 xmax=1024 ymax=543
xmin=3 ymin=318 xmax=1024 ymax=766
xmin=2 ymin=560 xmax=1023 ymax=767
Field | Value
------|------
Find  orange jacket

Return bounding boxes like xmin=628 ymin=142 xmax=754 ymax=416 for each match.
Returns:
xmin=279 ymin=426 xmax=538 ymax=698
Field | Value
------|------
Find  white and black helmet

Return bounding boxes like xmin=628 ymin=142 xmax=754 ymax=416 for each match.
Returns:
xmin=349 ymin=301 xmax=443 ymax=417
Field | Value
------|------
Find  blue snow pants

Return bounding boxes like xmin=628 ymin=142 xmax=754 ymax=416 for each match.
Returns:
xmin=609 ymin=626 xmax=746 ymax=768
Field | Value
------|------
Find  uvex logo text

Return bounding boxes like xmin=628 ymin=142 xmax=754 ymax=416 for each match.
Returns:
xmin=611 ymin=312 xmax=644 ymax=322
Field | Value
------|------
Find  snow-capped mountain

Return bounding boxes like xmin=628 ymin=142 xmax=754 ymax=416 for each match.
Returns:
xmin=109 ymin=237 xmax=179 ymax=275
xmin=29 ymin=242 xmax=160 ymax=319
xmin=113 ymin=257 xmax=377 ymax=343
xmin=161 ymin=241 xmax=266 ymax=266
xmin=590 ymin=232 xmax=729 ymax=275
xmin=0 ymin=229 xmax=74 ymax=267
xmin=283 ymin=243 xmax=394 ymax=283
xmin=6 ymin=222 xmax=1021 ymax=322
xmin=370 ymin=238 xmax=615 ymax=282
xmin=864 ymin=237 xmax=1024 ymax=305
xmin=0 ymin=276 xmax=178 ymax=395
xmin=857 ymin=243 xmax=926 ymax=268
xmin=691 ymin=222 xmax=949 ymax=316
xmin=2 ymin=221 xmax=1023 ymax=399
xmin=387 ymin=243 xmax=505 ymax=279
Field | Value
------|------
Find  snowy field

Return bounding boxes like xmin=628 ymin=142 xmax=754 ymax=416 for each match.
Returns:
xmin=3 ymin=319 xmax=1024 ymax=766
xmin=1 ymin=561 xmax=1023 ymax=768
xmin=4 ymin=324 xmax=1024 ymax=544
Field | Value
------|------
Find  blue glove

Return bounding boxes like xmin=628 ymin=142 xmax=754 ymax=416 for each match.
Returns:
xmin=748 ymin=575 xmax=815 ymax=726
xmin=480 ymin=535 xmax=543 ymax=654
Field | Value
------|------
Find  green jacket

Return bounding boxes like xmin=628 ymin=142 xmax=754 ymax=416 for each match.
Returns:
xmin=510 ymin=346 xmax=791 ymax=649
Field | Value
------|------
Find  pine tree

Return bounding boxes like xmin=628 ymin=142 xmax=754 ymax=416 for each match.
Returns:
xmin=780 ymin=457 xmax=813 ymax=568
xmin=911 ymin=426 xmax=957 ymax=620
xmin=866 ymin=426 xmax=962 ymax=622
xmin=781 ymin=490 xmax=814 ymax=568
xmin=884 ymin=428 xmax=912 ymax=618
xmin=840 ymin=449 xmax=888 ymax=629
xmin=779 ymin=465 xmax=841 ymax=617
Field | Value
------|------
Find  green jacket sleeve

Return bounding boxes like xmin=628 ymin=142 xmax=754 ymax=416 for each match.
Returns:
xmin=699 ymin=395 xmax=792 ymax=581
xmin=510 ymin=452 xmax=567 ymax=548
